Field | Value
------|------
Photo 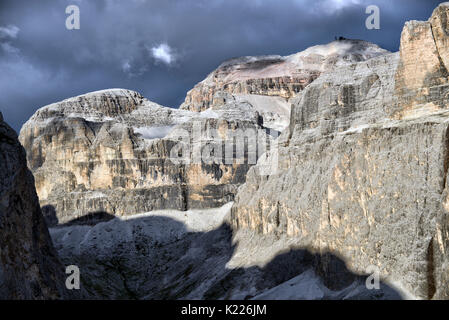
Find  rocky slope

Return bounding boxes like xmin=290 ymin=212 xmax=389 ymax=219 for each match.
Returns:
xmin=19 ymin=89 xmax=276 ymax=224
xmin=50 ymin=203 xmax=400 ymax=299
xmin=180 ymin=40 xmax=389 ymax=130
xmin=0 ymin=112 xmax=67 ymax=299
xmin=231 ymin=4 xmax=449 ymax=300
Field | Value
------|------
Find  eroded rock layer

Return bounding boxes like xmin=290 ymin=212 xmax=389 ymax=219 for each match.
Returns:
xmin=230 ymin=4 xmax=449 ymax=300
xmin=20 ymin=89 xmax=273 ymax=223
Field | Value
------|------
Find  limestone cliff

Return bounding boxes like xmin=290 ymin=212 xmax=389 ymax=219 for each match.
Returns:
xmin=230 ymin=4 xmax=449 ymax=300
xmin=20 ymin=89 xmax=274 ymax=223
xmin=0 ymin=112 xmax=66 ymax=299
xmin=180 ymin=40 xmax=389 ymax=130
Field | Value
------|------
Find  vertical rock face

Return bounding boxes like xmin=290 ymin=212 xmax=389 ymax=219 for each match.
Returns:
xmin=19 ymin=89 xmax=275 ymax=223
xmin=180 ymin=40 xmax=389 ymax=129
xmin=393 ymin=4 xmax=449 ymax=119
xmin=0 ymin=112 xmax=66 ymax=299
xmin=230 ymin=4 xmax=449 ymax=300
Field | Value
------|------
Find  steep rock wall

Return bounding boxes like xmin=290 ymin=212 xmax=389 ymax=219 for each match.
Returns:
xmin=230 ymin=4 xmax=449 ymax=299
xmin=0 ymin=112 xmax=67 ymax=299
xmin=20 ymin=90 xmax=273 ymax=223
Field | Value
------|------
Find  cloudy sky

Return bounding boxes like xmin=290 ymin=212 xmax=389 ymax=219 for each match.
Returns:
xmin=0 ymin=0 xmax=445 ymax=131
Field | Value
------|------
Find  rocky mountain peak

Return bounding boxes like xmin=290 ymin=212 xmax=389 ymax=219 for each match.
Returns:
xmin=205 ymin=39 xmax=387 ymax=83
xmin=19 ymin=85 xmax=277 ymax=223
xmin=27 ymin=89 xmax=145 ymax=124
xmin=285 ymin=39 xmax=389 ymax=72
xmin=180 ymin=39 xmax=389 ymax=114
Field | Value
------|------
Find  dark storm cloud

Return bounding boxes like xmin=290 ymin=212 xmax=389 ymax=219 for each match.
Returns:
xmin=0 ymin=0 xmax=445 ymax=131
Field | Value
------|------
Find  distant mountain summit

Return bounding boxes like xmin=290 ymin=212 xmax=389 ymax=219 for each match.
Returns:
xmin=180 ymin=39 xmax=389 ymax=110
xmin=180 ymin=39 xmax=389 ymax=130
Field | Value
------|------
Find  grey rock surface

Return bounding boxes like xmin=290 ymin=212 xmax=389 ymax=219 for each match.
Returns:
xmin=50 ymin=203 xmax=400 ymax=300
xmin=180 ymin=40 xmax=389 ymax=130
xmin=230 ymin=4 xmax=449 ymax=300
xmin=0 ymin=112 xmax=67 ymax=299
xmin=15 ymin=3 xmax=449 ymax=301
xmin=20 ymin=89 xmax=275 ymax=223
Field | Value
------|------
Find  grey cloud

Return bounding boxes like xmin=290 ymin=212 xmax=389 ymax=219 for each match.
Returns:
xmin=0 ymin=24 xmax=20 ymax=55
xmin=0 ymin=25 xmax=20 ymax=39
xmin=0 ymin=0 xmax=445 ymax=132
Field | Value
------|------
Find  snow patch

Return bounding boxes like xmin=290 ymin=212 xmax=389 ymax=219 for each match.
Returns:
xmin=119 ymin=201 xmax=233 ymax=233
xmin=199 ymin=109 xmax=220 ymax=119
xmin=50 ymin=202 xmax=234 ymax=253
xmin=338 ymin=124 xmax=372 ymax=135
xmin=134 ymin=125 xmax=174 ymax=139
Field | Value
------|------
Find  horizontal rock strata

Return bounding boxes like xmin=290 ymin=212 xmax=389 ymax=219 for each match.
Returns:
xmin=20 ymin=89 xmax=274 ymax=223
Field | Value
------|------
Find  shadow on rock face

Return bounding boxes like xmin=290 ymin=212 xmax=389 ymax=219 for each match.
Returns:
xmin=60 ymin=211 xmax=116 ymax=226
xmin=42 ymin=205 xmax=116 ymax=227
xmin=41 ymin=205 xmax=59 ymax=228
xmin=203 ymin=246 xmax=401 ymax=300
xmin=49 ymin=209 xmax=403 ymax=300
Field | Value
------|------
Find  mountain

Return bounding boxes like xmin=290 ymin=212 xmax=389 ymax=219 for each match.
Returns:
xmin=230 ymin=3 xmax=449 ymax=300
xmin=15 ymin=2 xmax=449 ymax=300
xmin=19 ymin=89 xmax=274 ymax=223
xmin=19 ymin=40 xmax=387 ymax=225
xmin=180 ymin=39 xmax=389 ymax=130
xmin=0 ymin=112 xmax=67 ymax=299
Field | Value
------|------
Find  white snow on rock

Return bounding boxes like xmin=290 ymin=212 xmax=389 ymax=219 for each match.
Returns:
xmin=234 ymin=94 xmax=291 ymax=131
xmin=134 ymin=125 xmax=175 ymax=139
xmin=116 ymin=201 xmax=233 ymax=233
xmin=198 ymin=39 xmax=389 ymax=86
xmin=49 ymin=201 xmax=403 ymax=300
xmin=285 ymin=39 xmax=389 ymax=72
